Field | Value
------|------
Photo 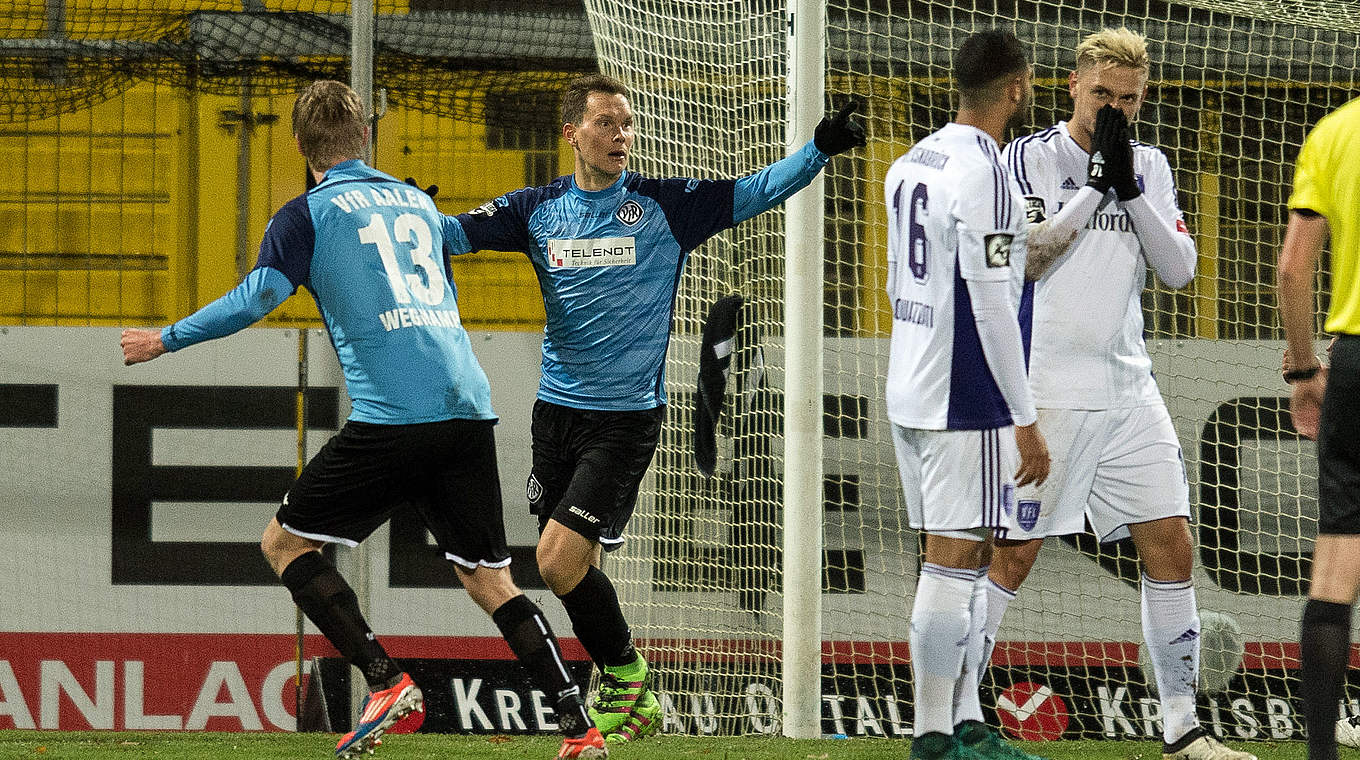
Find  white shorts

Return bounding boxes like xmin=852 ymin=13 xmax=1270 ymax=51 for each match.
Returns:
xmin=891 ymin=423 xmax=1019 ymax=539
xmin=1003 ymin=405 xmax=1190 ymax=542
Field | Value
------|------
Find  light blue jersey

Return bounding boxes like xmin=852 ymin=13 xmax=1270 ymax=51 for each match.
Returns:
xmin=444 ymin=140 xmax=829 ymax=411
xmin=161 ymin=160 xmax=495 ymax=425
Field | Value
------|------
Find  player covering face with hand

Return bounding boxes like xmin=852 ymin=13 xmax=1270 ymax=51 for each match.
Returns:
xmin=983 ymin=28 xmax=1254 ymax=760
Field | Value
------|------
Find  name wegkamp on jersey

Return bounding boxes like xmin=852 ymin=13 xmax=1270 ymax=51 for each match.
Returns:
xmin=318 ymin=181 xmax=467 ymax=335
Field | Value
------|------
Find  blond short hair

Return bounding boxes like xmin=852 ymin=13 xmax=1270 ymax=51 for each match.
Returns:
xmin=1075 ymin=27 xmax=1150 ymax=74
xmin=292 ymin=80 xmax=367 ymax=171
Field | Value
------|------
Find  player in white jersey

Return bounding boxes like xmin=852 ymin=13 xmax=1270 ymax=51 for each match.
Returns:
xmin=979 ymin=29 xmax=1254 ymax=760
xmin=886 ymin=29 xmax=1050 ymax=760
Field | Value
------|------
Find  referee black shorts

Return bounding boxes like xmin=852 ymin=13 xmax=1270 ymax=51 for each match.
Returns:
xmin=279 ymin=417 xmax=510 ymax=570
xmin=526 ymin=400 xmax=665 ymax=551
xmin=1319 ymin=334 xmax=1360 ymax=535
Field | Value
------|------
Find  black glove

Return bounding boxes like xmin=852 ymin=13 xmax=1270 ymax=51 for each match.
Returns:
xmin=1084 ymin=104 xmax=1118 ymax=194
xmin=814 ymin=98 xmax=867 ymax=156
xmin=1107 ymin=114 xmax=1140 ymax=201
xmin=404 ymin=177 xmax=439 ymax=200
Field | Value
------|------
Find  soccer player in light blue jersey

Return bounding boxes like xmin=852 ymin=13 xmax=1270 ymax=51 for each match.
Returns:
xmin=440 ymin=74 xmax=866 ymax=743
xmin=121 ymin=80 xmax=606 ymax=760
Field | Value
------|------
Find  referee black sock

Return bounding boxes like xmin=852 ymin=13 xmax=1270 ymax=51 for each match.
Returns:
xmin=558 ymin=566 xmax=637 ymax=668
xmin=492 ymin=594 xmax=590 ymax=738
xmin=1302 ymin=598 xmax=1351 ymax=760
xmin=280 ymin=551 xmax=400 ymax=691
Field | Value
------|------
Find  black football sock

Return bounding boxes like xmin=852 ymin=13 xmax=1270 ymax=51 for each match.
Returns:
xmin=1302 ymin=598 xmax=1351 ymax=760
xmin=557 ymin=566 xmax=637 ymax=669
xmin=492 ymin=594 xmax=591 ymax=738
xmin=280 ymin=551 xmax=400 ymax=691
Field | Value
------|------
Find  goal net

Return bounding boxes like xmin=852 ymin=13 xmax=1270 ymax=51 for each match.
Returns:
xmin=584 ymin=0 xmax=1345 ymax=740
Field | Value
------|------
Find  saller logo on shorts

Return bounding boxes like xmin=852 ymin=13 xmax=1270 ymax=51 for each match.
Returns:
xmin=567 ymin=505 xmax=601 ymax=525
xmin=526 ymin=473 xmax=543 ymax=504
xmin=547 ymin=236 xmax=636 ymax=268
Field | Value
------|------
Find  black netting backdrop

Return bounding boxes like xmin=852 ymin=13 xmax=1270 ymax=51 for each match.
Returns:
xmin=0 ymin=1 xmax=596 ymax=124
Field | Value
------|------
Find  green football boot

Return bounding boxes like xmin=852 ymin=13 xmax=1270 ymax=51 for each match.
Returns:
xmin=956 ymin=720 xmax=1051 ymax=760
xmin=587 ymin=653 xmax=657 ymax=740
xmin=604 ymin=687 xmax=660 ymax=744
xmin=910 ymin=731 xmax=987 ymax=760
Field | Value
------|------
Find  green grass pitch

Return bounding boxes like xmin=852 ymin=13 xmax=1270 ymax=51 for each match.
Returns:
xmin=0 ymin=732 xmax=1309 ymax=760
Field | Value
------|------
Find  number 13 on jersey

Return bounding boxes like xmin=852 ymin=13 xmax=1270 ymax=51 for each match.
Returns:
xmin=358 ymin=212 xmax=447 ymax=307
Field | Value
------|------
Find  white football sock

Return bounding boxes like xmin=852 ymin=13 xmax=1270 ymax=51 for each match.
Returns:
xmin=911 ymin=563 xmax=975 ymax=736
xmin=952 ymin=566 xmax=989 ymax=724
xmin=978 ymin=573 xmax=1018 ymax=686
xmin=1141 ymin=574 xmax=1200 ymax=744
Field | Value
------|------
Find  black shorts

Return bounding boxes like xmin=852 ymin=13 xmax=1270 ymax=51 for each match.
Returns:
xmin=1319 ymin=334 xmax=1360 ymax=534
xmin=527 ymin=400 xmax=664 ymax=551
xmin=279 ymin=418 xmax=509 ymax=570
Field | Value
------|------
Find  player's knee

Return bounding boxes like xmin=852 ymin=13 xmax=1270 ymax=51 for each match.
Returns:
xmin=537 ymin=546 xmax=587 ymax=596
xmin=990 ymin=539 xmax=1042 ymax=588
xmin=1134 ymin=517 xmax=1193 ymax=581
xmin=260 ymin=528 xmax=288 ymax=570
xmin=457 ymin=565 xmax=522 ymax=613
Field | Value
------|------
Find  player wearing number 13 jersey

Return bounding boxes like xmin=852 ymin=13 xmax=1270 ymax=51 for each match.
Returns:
xmin=119 ymin=81 xmax=603 ymax=760
xmin=884 ymin=31 xmax=1051 ymax=760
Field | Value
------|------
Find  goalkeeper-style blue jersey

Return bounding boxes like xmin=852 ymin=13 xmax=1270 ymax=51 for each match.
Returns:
xmin=161 ymin=159 xmax=495 ymax=425
xmin=444 ymin=140 xmax=829 ymax=411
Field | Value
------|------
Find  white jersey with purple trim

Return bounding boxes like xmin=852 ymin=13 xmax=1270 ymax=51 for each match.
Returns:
xmin=884 ymin=123 xmax=1030 ymax=431
xmin=1004 ymin=120 xmax=1188 ymax=409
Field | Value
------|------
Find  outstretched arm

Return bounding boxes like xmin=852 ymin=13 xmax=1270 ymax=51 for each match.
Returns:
xmin=732 ymin=141 xmax=830 ymax=223
xmin=732 ymin=99 xmax=866 ymax=224
xmin=122 ymin=266 xmax=293 ymax=365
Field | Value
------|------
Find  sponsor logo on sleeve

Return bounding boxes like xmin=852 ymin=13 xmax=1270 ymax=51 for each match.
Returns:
xmin=547 ymin=236 xmax=637 ymax=268
xmin=469 ymin=199 xmax=499 ymax=217
xmin=1024 ymin=196 xmax=1046 ymax=223
xmin=985 ymin=234 xmax=1013 ymax=268
xmin=615 ymin=199 xmax=644 ymax=226
xmin=1176 ymin=218 xmax=1190 ymax=235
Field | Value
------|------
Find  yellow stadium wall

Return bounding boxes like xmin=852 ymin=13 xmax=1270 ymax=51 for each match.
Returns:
xmin=0 ymin=81 xmax=565 ymax=329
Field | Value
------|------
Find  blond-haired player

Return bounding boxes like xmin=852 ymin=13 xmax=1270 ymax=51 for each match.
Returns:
xmin=978 ymin=29 xmax=1255 ymax=760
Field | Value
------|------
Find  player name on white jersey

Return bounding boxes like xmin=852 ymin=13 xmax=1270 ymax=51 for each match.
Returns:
xmin=547 ymin=236 xmax=637 ymax=268
xmin=328 ymin=186 xmax=435 ymax=215
xmin=893 ymin=298 xmax=935 ymax=327
xmin=377 ymin=306 xmax=461 ymax=332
